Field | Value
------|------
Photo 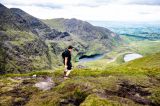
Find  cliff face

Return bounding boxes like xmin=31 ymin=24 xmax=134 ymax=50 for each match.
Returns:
xmin=0 ymin=4 xmax=69 ymax=73
xmin=0 ymin=28 xmax=51 ymax=74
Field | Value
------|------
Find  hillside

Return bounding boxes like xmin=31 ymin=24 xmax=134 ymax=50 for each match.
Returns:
xmin=43 ymin=18 xmax=121 ymax=54
xmin=0 ymin=52 xmax=160 ymax=106
xmin=0 ymin=4 xmax=70 ymax=40
xmin=0 ymin=3 xmax=71 ymax=73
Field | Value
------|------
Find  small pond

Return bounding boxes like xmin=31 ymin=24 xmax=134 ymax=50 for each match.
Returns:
xmin=78 ymin=54 xmax=104 ymax=63
xmin=124 ymin=53 xmax=143 ymax=62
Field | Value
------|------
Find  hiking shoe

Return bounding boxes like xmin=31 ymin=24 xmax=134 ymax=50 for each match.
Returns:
xmin=64 ymin=76 xmax=70 ymax=80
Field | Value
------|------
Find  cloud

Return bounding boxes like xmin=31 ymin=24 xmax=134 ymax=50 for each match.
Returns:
xmin=76 ymin=3 xmax=102 ymax=8
xmin=6 ymin=3 xmax=62 ymax=9
xmin=29 ymin=4 xmax=62 ymax=9
xmin=139 ymin=12 xmax=152 ymax=15
xmin=1 ymin=0 xmax=160 ymax=22
xmin=1 ymin=0 xmax=63 ymax=9
xmin=128 ymin=0 xmax=160 ymax=5
xmin=2 ymin=0 xmax=160 ymax=8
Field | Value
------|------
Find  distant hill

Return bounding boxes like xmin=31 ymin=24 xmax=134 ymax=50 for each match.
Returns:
xmin=89 ymin=21 xmax=160 ymax=40
xmin=43 ymin=18 xmax=121 ymax=53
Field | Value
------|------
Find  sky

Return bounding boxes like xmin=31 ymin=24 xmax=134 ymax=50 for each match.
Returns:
xmin=1 ymin=0 xmax=160 ymax=22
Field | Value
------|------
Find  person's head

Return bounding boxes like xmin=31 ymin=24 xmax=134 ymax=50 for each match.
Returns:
xmin=68 ymin=45 xmax=73 ymax=52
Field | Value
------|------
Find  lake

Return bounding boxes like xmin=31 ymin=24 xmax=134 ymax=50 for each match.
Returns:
xmin=78 ymin=54 xmax=104 ymax=63
xmin=78 ymin=53 xmax=143 ymax=63
xmin=124 ymin=53 xmax=143 ymax=62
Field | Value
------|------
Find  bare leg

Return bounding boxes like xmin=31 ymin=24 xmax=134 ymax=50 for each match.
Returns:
xmin=64 ymin=68 xmax=67 ymax=77
xmin=66 ymin=70 xmax=71 ymax=77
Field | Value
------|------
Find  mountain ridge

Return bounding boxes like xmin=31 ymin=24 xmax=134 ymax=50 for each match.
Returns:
xmin=43 ymin=18 xmax=121 ymax=52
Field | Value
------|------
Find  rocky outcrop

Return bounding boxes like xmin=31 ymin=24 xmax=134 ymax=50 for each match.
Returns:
xmin=0 ymin=4 xmax=70 ymax=40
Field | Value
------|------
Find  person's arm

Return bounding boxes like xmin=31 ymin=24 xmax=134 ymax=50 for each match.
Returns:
xmin=64 ymin=57 xmax=68 ymax=68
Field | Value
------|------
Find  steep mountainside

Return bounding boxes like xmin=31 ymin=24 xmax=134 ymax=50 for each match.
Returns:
xmin=43 ymin=18 xmax=121 ymax=54
xmin=0 ymin=4 xmax=69 ymax=40
xmin=0 ymin=4 xmax=70 ymax=73
xmin=0 ymin=3 xmax=121 ymax=74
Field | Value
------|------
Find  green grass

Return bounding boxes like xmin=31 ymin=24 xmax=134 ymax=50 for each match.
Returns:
xmin=0 ymin=29 xmax=55 ymax=73
xmin=130 ymin=40 xmax=160 ymax=55
xmin=42 ymin=19 xmax=65 ymax=32
xmin=151 ymin=88 xmax=160 ymax=105
xmin=80 ymin=94 xmax=123 ymax=106
xmin=5 ymin=30 xmax=37 ymax=46
xmin=1 ymin=52 xmax=160 ymax=106
xmin=0 ymin=70 xmax=53 ymax=78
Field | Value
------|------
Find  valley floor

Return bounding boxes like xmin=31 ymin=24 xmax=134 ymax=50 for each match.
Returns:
xmin=80 ymin=40 xmax=160 ymax=69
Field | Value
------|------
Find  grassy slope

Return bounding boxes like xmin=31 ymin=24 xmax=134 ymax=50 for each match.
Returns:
xmin=1 ymin=52 xmax=160 ymax=106
xmin=42 ymin=19 xmax=65 ymax=32
xmin=31 ymin=52 xmax=160 ymax=106
xmin=0 ymin=29 xmax=60 ymax=73
xmin=120 ymin=35 xmax=160 ymax=55
xmin=1 ymin=30 xmax=37 ymax=73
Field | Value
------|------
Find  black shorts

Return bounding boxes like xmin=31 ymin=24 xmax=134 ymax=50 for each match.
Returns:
xmin=63 ymin=61 xmax=72 ymax=70
xmin=67 ymin=63 xmax=72 ymax=70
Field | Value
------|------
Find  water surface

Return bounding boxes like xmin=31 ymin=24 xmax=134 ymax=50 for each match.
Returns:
xmin=78 ymin=54 xmax=104 ymax=63
xmin=124 ymin=53 xmax=143 ymax=62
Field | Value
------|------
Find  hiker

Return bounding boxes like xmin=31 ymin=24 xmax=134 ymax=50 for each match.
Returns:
xmin=62 ymin=45 xmax=73 ymax=79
